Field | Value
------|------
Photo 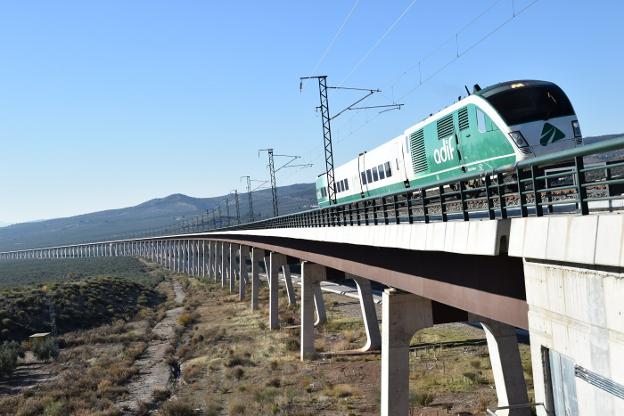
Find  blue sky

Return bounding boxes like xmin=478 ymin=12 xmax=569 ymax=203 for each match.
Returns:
xmin=1 ymin=0 xmax=622 ymax=224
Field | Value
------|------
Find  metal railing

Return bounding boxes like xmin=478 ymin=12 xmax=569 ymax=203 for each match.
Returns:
xmin=200 ymin=136 xmax=624 ymax=232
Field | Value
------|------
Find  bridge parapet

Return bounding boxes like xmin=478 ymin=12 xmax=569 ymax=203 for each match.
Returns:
xmin=219 ymin=218 xmax=510 ymax=256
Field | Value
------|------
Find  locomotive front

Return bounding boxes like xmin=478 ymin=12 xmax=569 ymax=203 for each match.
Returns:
xmin=476 ymin=80 xmax=582 ymax=157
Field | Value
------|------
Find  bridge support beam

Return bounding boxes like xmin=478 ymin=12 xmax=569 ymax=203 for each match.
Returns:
xmin=301 ymin=262 xmax=325 ymax=360
xmin=349 ymin=275 xmax=381 ymax=351
xmin=282 ymin=264 xmax=297 ymax=306
xmin=250 ymin=247 xmax=264 ymax=310
xmin=381 ymin=289 xmax=433 ymax=416
xmin=313 ymin=281 xmax=326 ymax=326
xmin=470 ymin=315 xmax=530 ymax=416
xmin=268 ymin=252 xmax=286 ymax=330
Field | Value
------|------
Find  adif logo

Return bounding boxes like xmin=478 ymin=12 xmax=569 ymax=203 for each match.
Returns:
xmin=540 ymin=123 xmax=565 ymax=146
xmin=433 ymin=138 xmax=455 ymax=164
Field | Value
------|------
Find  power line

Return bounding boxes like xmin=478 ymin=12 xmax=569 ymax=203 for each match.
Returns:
xmin=310 ymin=0 xmax=361 ymax=74
xmin=339 ymin=0 xmax=418 ymax=86
xmin=396 ymin=0 xmax=540 ymax=102
xmin=316 ymin=0 xmax=542 ymax=155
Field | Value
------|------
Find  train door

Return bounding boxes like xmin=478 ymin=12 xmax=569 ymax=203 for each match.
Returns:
xmin=357 ymin=152 xmax=367 ymax=197
xmin=395 ymin=140 xmax=410 ymax=185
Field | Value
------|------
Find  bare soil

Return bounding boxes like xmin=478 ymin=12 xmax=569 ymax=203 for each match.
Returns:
xmin=117 ymin=280 xmax=186 ymax=413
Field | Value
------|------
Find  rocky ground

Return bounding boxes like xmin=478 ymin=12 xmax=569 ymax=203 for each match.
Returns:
xmin=0 ymin=263 xmax=533 ymax=416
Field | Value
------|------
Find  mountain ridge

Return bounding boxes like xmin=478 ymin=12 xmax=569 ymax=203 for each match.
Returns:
xmin=0 ymin=183 xmax=317 ymax=252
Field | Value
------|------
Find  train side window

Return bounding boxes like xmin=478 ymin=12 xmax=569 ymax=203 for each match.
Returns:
xmin=321 ymin=187 xmax=327 ymax=198
xmin=366 ymin=169 xmax=373 ymax=183
xmin=378 ymin=164 xmax=385 ymax=180
xmin=344 ymin=179 xmax=349 ymax=190
xmin=384 ymin=161 xmax=392 ymax=177
xmin=337 ymin=181 xmax=342 ymax=192
xmin=477 ymin=109 xmax=487 ymax=133
xmin=372 ymin=167 xmax=379 ymax=182
xmin=361 ymin=172 xmax=367 ymax=185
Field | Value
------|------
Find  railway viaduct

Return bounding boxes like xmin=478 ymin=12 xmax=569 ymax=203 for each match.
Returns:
xmin=3 ymin=138 xmax=624 ymax=415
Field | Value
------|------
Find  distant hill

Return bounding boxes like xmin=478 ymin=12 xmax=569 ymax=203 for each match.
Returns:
xmin=582 ymin=133 xmax=624 ymax=164
xmin=582 ymin=133 xmax=624 ymax=145
xmin=0 ymin=183 xmax=317 ymax=252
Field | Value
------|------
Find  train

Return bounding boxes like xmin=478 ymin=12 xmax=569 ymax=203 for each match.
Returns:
xmin=315 ymin=80 xmax=583 ymax=207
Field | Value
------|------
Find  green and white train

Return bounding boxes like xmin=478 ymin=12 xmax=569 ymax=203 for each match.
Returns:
xmin=316 ymin=80 xmax=583 ymax=207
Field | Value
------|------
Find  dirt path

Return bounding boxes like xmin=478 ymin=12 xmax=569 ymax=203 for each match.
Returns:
xmin=118 ymin=279 xmax=185 ymax=413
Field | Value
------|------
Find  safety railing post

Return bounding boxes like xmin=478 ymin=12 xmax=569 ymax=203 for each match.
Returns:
xmin=407 ymin=193 xmax=414 ymax=224
xmin=497 ymin=173 xmax=508 ymax=219
xmin=421 ymin=189 xmax=429 ymax=224
xmin=484 ymin=175 xmax=495 ymax=220
xmin=517 ymin=168 xmax=528 ymax=217
xmin=531 ymin=165 xmax=544 ymax=217
xmin=393 ymin=194 xmax=400 ymax=224
xmin=382 ymin=197 xmax=389 ymax=225
xmin=438 ymin=185 xmax=447 ymax=222
xmin=575 ymin=156 xmax=589 ymax=215
xmin=459 ymin=181 xmax=469 ymax=221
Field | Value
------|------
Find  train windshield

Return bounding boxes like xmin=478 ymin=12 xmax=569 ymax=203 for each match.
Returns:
xmin=484 ymin=84 xmax=574 ymax=126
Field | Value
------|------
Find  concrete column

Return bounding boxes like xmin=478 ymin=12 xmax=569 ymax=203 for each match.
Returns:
xmin=177 ymin=241 xmax=182 ymax=273
xmin=221 ymin=242 xmax=228 ymax=287
xmin=239 ymin=245 xmax=249 ymax=301
xmin=251 ymin=247 xmax=264 ymax=310
xmin=350 ymin=275 xmax=381 ymax=351
xmin=282 ymin=264 xmax=297 ymax=306
xmin=471 ymin=316 xmax=530 ymax=416
xmin=381 ymin=289 xmax=433 ymax=416
xmin=268 ymin=252 xmax=286 ymax=330
xmin=301 ymin=262 xmax=325 ymax=360
xmin=201 ymin=241 xmax=206 ymax=279
xmin=208 ymin=241 xmax=214 ymax=279
xmin=229 ymin=243 xmax=235 ymax=293
xmin=186 ymin=240 xmax=191 ymax=275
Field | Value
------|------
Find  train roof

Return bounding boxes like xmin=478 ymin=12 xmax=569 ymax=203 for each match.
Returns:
xmin=475 ymin=79 xmax=557 ymax=99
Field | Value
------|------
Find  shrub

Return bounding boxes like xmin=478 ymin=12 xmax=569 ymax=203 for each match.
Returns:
xmin=285 ymin=338 xmax=300 ymax=352
xmin=161 ymin=399 xmax=195 ymax=416
xmin=225 ymin=366 xmax=245 ymax=380
xmin=228 ymin=400 xmax=246 ymax=416
xmin=152 ymin=389 xmax=171 ymax=402
xmin=42 ymin=400 xmax=68 ymax=416
xmin=0 ymin=341 xmax=23 ymax=377
xmin=177 ymin=313 xmax=193 ymax=327
xmin=410 ymin=391 xmax=435 ymax=406
xmin=266 ymin=377 xmax=281 ymax=388
xmin=32 ymin=337 xmax=59 ymax=361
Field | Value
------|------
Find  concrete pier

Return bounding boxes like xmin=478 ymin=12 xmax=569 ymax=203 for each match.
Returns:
xmin=301 ymin=262 xmax=325 ymax=360
xmin=251 ymin=247 xmax=264 ymax=310
xmin=282 ymin=264 xmax=297 ymax=305
xmin=228 ymin=243 xmax=235 ymax=293
xmin=350 ymin=275 xmax=381 ymax=351
xmin=381 ymin=289 xmax=433 ymax=416
xmin=239 ymin=245 xmax=249 ymax=301
xmin=471 ymin=315 xmax=530 ymax=416
xmin=268 ymin=252 xmax=286 ymax=330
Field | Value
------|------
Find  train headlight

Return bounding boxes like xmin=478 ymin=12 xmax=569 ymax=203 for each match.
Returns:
xmin=509 ymin=131 xmax=529 ymax=148
xmin=571 ymin=120 xmax=582 ymax=138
